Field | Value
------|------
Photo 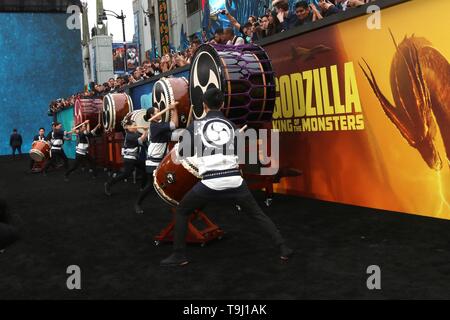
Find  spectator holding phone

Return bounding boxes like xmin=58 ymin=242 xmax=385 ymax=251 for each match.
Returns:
xmin=223 ymin=10 xmax=254 ymax=43
xmin=273 ymin=0 xmax=297 ymax=31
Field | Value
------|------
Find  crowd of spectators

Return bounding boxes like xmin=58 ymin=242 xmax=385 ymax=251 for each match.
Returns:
xmin=49 ymin=0 xmax=376 ymax=114
xmin=49 ymin=38 xmax=203 ymax=114
xmin=220 ymin=0 xmax=377 ymax=44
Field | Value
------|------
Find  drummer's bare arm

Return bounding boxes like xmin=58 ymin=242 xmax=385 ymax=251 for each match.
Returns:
xmin=139 ymin=129 xmax=149 ymax=144
xmin=225 ymin=11 xmax=241 ymax=30
xmin=91 ymin=123 xmax=101 ymax=135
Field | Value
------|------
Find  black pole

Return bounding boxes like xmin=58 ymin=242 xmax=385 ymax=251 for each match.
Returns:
xmin=121 ymin=10 xmax=126 ymax=43
xmin=121 ymin=10 xmax=127 ymax=75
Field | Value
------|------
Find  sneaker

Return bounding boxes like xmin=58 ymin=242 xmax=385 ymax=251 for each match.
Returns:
xmin=279 ymin=244 xmax=294 ymax=261
xmin=134 ymin=204 xmax=144 ymax=214
xmin=104 ymin=182 xmax=112 ymax=196
xmin=160 ymin=253 xmax=189 ymax=267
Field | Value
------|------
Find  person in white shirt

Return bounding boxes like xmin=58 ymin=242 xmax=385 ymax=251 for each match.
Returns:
xmin=224 ymin=27 xmax=245 ymax=46
xmin=134 ymin=103 xmax=181 ymax=214
xmin=160 ymin=88 xmax=293 ymax=267
xmin=64 ymin=121 xmax=101 ymax=181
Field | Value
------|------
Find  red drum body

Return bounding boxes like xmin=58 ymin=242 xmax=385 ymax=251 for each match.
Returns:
xmin=30 ymin=140 xmax=51 ymax=162
xmin=189 ymin=44 xmax=276 ymax=127
xmin=152 ymin=77 xmax=191 ymax=128
xmin=153 ymin=145 xmax=201 ymax=206
xmin=106 ymin=132 xmax=124 ymax=169
xmin=74 ymin=98 xmax=103 ymax=128
xmin=102 ymin=93 xmax=133 ymax=132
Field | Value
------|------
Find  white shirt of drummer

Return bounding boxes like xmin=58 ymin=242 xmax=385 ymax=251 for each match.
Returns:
xmin=187 ymin=153 xmax=243 ymax=191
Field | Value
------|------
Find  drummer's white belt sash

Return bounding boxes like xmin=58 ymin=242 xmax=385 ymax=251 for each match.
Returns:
xmin=146 ymin=142 xmax=167 ymax=167
xmin=51 ymin=139 xmax=63 ymax=150
xmin=51 ymin=143 xmax=63 ymax=151
xmin=76 ymin=143 xmax=89 ymax=155
xmin=123 ymin=147 xmax=139 ymax=160
xmin=146 ymin=159 xmax=162 ymax=167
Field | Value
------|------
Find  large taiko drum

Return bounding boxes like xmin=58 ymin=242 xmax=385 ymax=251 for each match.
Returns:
xmin=74 ymin=97 xmax=103 ymax=128
xmin=102 ymin=93 xmax=133 ymax=132
xmin=152 ymin=77 xmax=191 ymax=128
xmin=30 ymin=140 xmax=51 ymax=162
xmin=189 ymin=44 xmax=276 ymax=127
xmin=122 ymin=109 xmax=148 ymax=134
xmin=153 ymin=144 xmax=201 ymax=206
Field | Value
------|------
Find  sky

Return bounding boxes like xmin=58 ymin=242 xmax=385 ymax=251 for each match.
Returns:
xmin=85 ymin=0 xmax=135 ymax=42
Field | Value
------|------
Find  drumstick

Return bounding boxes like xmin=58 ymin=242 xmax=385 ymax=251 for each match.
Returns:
xmin=125 ymin=126 xmax=149 ymax=130
xmin=124 ymin=106 xmax=175 ymax=130
xmin=149 ymin=106 xmax=174 ymax=122
xmin=239 ymin=125 xmax=248 ymax=133
xmin=72 ymin=120 xmax=90 ymax=131
xmin=187 ymin=105 xmax=194 ymax=126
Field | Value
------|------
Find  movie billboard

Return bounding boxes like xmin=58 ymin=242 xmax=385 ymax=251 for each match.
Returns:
xmin=264 ymin=0 xmax=450 ymax=219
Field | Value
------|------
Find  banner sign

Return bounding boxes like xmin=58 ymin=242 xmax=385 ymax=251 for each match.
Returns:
xmin=264 ymin=0 xmax=450 ymax=219
xmin=158 ymin=0 xmax=170 ymax=56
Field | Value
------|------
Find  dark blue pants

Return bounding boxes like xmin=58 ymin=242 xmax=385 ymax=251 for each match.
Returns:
xmin=43 ymin=149 xmax=69 ymax=172
xmin=136 ymin=166 xmax=157 ymax=205
xmin=107 ymin=159 xmax=147 ymax=189
xmin=173 ymin=181 xmax=285 ymax=252
xmin=11 ymin=146 xmax=21 ymax=157
xmin=65 ymin=153 xmax=97 ymax=177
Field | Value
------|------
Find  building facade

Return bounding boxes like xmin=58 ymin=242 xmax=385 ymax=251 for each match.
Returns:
xmin=132 ymin=0 xmax=202 ymax=62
